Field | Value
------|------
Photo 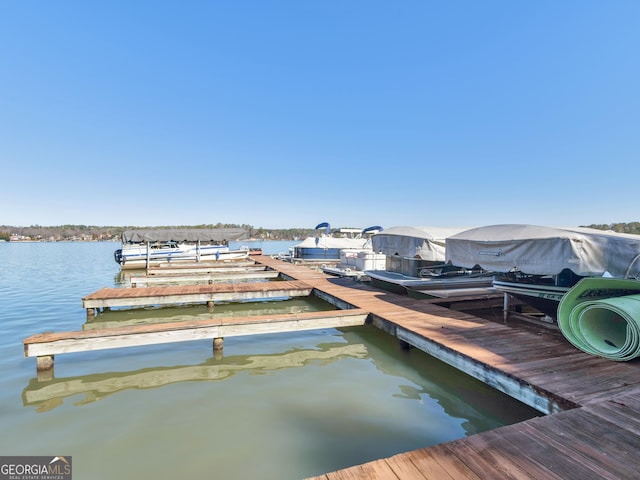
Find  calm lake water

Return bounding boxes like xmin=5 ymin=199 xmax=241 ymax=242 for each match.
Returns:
xmin=0 ymin=241 xmax=540 ymax=479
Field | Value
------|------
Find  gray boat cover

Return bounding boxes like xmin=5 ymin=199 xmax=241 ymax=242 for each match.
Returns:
xmin=121 ymin=228 xmax=250 ymax=243
xmin=370 ymin=226 xmax=473 ymax=261
xmin=445 ymin=224 xmax=640 ymax=278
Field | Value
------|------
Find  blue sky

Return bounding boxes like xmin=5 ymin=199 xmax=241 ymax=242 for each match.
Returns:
xmin=1 ymin=1 xmax=639 ymax=229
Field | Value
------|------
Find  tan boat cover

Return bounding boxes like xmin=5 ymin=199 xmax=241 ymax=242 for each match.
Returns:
xmin=445 ymin=224 xmax=640 ymax=277
xmin=370 ymin=226 xmax=473 ymax=261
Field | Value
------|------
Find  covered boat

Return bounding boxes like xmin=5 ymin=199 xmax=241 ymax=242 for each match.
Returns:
xmin=364 ymin=226 xmax=492 ymax=294
xmin=321 ymin=226 xmax=387 ymax=278
xmin=445 ymin=224 xmax=640 ymax=318
xmin=291 ymin=223 xmax=382 ymax=261
xmin=114 ymin=228 xmax=251 ymax=269
xmin=369 ymin=226 xmax=471 ymax=263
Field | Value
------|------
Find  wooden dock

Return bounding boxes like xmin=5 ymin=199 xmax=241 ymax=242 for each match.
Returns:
xmin=82 ymin=280 xmax=313 ymax=312
xmin=145 ymin=260 xmax=262 ymax=275
xmin=250 ymin=257 xmax=640 ymax=479
xmin=23 ymin=309 xmax=368 ymax=370
xmin=128 ymin=270 xmax=281 ymax=286
xmin=22 ymin=255 xmax=640 ymax=478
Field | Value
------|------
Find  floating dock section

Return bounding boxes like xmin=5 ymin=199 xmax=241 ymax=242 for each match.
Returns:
xmin=82 ymin=280 xmax=313 ymax=314
xmin=23 ymin=309 xmax=368 ymax=371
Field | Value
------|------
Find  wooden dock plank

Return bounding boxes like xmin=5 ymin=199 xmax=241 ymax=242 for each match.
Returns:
xmin=439 ymin=433 xmax=548 ymax=480
xmin=129 ymin=270 xmax=281 ymax=286
xmin=377 ymin=454 xmax=430 ymax=480
xmin=521 ymin=411 xmax=640 ymax=479
xmin=82 ymin=280 xmax=313 ymax=309
xmin=84 ymin=280 xmax=311 ymax=299
xmin=23 ymin=309 xmax=369 ymax=357
xmin=399 ymin=446 xmax=475 ymax=480
xmin=146 ymin=260 xmax=259 ymax=275
xmin=312 ymin=459 xmax=401 ymax=480
xmin=580 ymin=391 xmax=640 ymax=435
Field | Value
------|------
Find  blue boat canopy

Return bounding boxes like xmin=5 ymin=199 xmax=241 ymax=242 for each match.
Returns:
xmin=314 ymin=222 xmax=331 ymax=235
xmin=361 ymin=226 xmax=383 ymax=235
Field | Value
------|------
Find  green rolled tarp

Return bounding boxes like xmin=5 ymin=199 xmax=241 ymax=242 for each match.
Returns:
xmin=558 ymin=277 xmax=640 ymax=361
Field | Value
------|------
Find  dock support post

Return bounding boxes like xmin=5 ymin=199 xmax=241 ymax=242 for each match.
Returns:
xmin=36 ymin=355 xmax=54 ymax=372
xmin=503 ymin=293 xmax=510 ymax=324
xmin=207 ymin=301 xmax=215 ymax=311
xmin=87 ymin=308 xmax=96 ymax=318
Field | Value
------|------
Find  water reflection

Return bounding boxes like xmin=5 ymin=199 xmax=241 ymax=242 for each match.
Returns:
xmin=341 ymin=328 xmax=541 ymax=435
xmin=23 ymin=342 xmax=368 ymax=412
xmin=24 ymin=324 xmax=539 ymax=440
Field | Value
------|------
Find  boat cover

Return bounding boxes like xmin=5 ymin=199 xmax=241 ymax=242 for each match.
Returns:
xmin=445 ymin=224 xmax=640 ymax=278
xmin=370 ymin=226 xmax=473 ymax=261
xmin=121 ymin=228 xmax=250 ymax=243
xmin=294 ymin=236 xmax=369 ymax=249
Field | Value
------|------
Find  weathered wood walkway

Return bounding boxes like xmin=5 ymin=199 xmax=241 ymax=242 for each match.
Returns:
xmin=22 ymin=255 xmax=640 ymax=478
xmin=247 ymin=256 xmax=640 ymax=480
xmin=81 ymin=280 xmax=312 ymax=311
xmin=145 ymin=260 xmax=261 ymax=275
xmin=23 ymin=309 xmax=368 ymax=370
xmin=128 ymin=269 xmax=281 ymax=286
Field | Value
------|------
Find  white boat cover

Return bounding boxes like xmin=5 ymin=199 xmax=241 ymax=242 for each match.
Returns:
xmin=121 ymin=228 xmax=250 ymax=243
xmin=370 ymin=226 xmax=473 ymax=261
xmin=445 ymin=224 xmax=640 ymax=278
xmin=294 ymin=236 xmax=369 ymax=249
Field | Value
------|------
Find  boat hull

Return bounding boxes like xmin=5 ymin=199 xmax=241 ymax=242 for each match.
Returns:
xmin=322 ymin=249 xmax=387 ymax=279
xmin=406 ymin=281 xmax=496 ymax=299
xmin=366 ymin=270 xmax=495 ymax=296
xmin=365 ymin=271 xmax=413 ymax=294
xmin=493 ymin=280 xmax=569 ymax=318
xmin=115 ymin=243 xmax=250 ymax=269
xmin=293 ymin=247 xmax=343 ymax=260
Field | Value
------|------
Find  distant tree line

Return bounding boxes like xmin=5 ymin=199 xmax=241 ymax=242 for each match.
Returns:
xmin=2 ymin=222 xmax=639 ymax=243
xmin=0 ymin=224 xmax=320 ymax=242
xmin=584 ymin=222 xmax=640 ymax=235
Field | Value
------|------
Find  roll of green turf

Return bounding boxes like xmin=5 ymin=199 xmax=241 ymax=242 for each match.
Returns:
xmin=557 ymin=277 xmax=640 ymax=361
